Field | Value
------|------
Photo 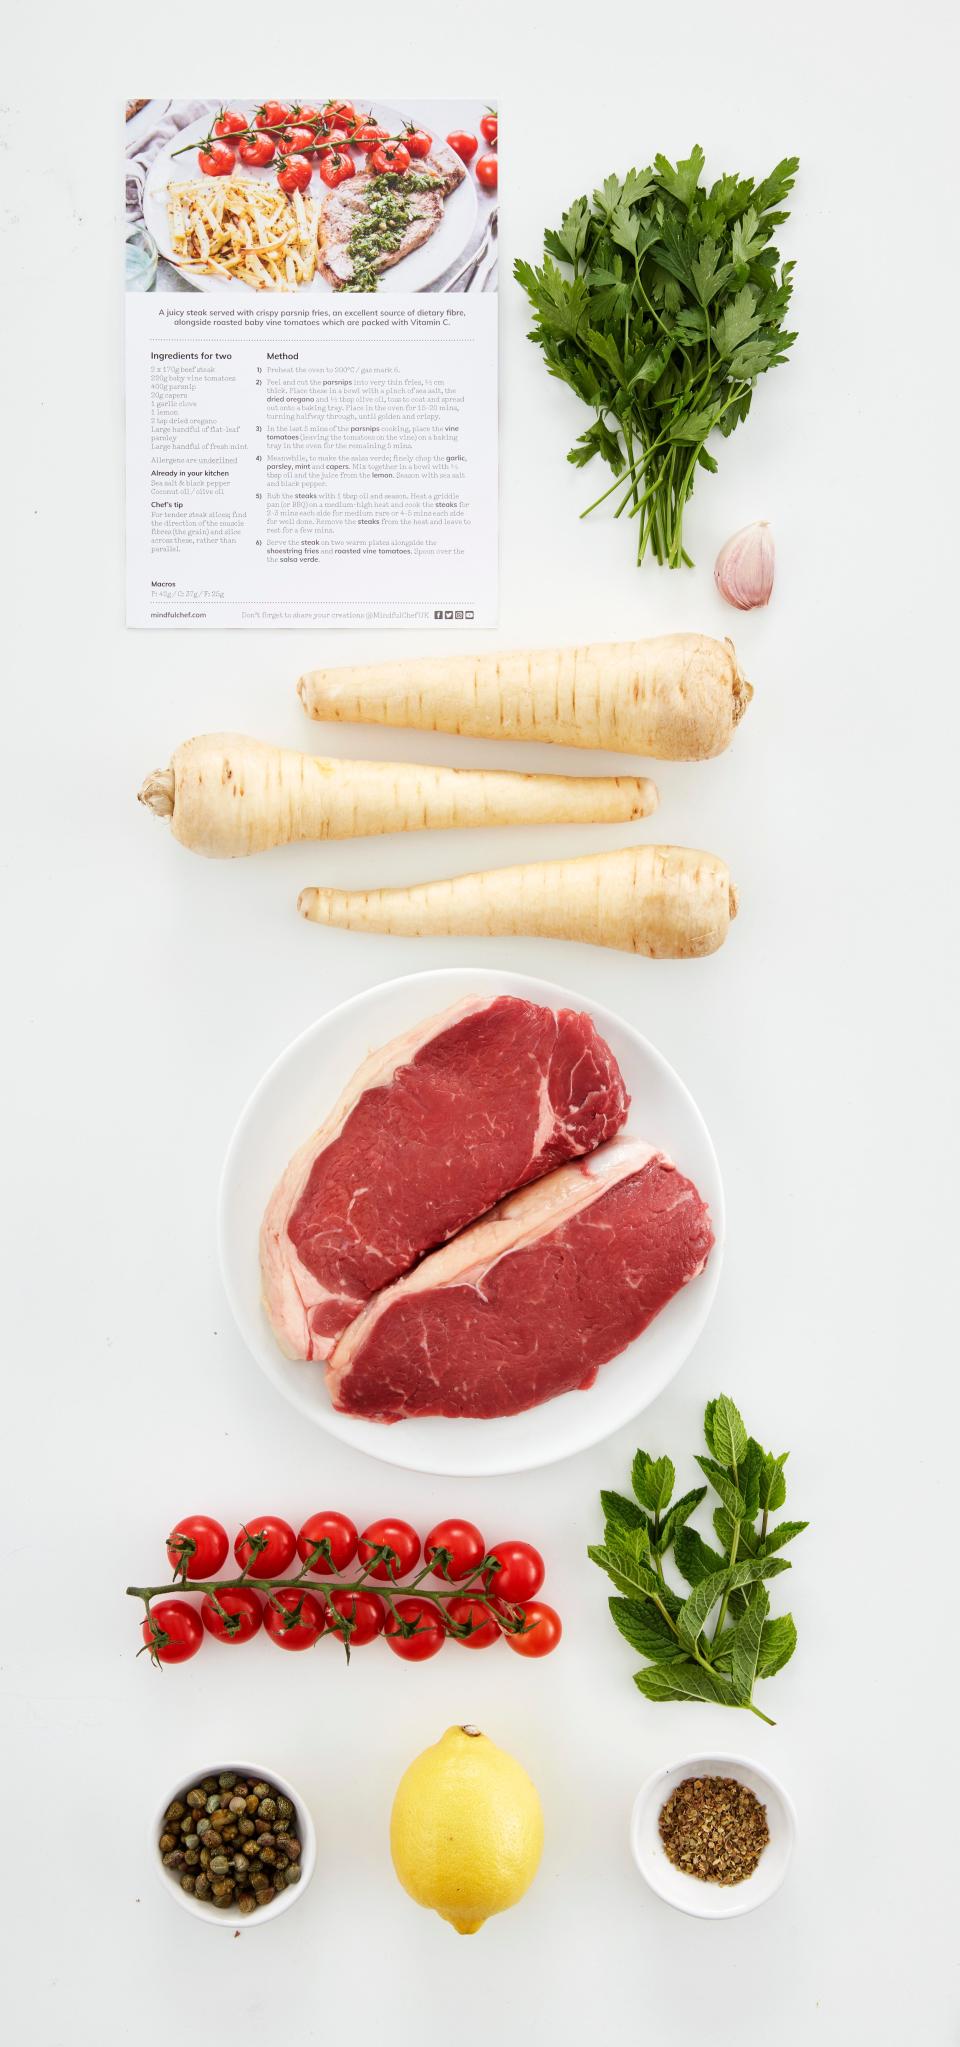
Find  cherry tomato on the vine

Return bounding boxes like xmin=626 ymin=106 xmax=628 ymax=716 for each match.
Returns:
xmin=264 ymin=1588 xmax=325 ymax=1651
xmin=352 ymin=123 xmax=390 ymax=155
xmin=446 ymin=1596 xmax=500 ymax=1648
xmin=238 ymin=132 xmax=276 ymax=167
xmin=370 ymin=140 xmax=411 ymax=175
xmin=143 ymin=1599 xmax=203 ymax=1664
xmin=166 ymin=1514 xmax=229 ymax=1581
xmin=325 ymin=1589 xmax=385 ymax=1646
xmin=358 ymin=1518 xmax=421 ymax=1580
xmin=476 ymin=153 xmax=498 ymax=191
xmin=403 ymin=125 xmax=433 ymax=158
xmin=322 ymin=99 xmax=356 ymax=133
xmin=480 ymin=110 xmax=498 ymax=145
xmin=447 ymin=130 xmax=478 ymax=164
xmin=256 ymin=101 xmax=291 ymax=131
xmin=214 ymin=108 xmax=248 ymax=139
xmin=297 ymin=1510 xmax=358 ymax=1575
xmin=234 ymin=1515 xmax=297 ymax=1577
xmin=385 ymin=1597 xmax=446 ymax=1660
xmin=284 ymin=126 xmax=317 ymax=158
xmin=198 ymin=141 xmax=236 ymax=177
xmin=291 ymin=104 xmax=324 ymax=129
xmin=319 ymin=150 xmax=356 ymax=188
xmin=277 ymin=156 xmax=313 ymax=195
xmin=424 ymin=1519 xmax=486 ymax=1581
xmin=201 ymin=1586 xmax=263 ymax=1644
xmin=504 ymin=1600 xmax=562 ymax=1658
xmin=483 ymin=1540 xmax=545 ymax=1603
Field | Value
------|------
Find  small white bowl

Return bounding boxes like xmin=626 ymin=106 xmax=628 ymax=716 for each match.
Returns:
xmin=630 ymin=1752 xmax=796 ymax=1919
xmin=153 ymin=1761 xmax=316 ymax=1926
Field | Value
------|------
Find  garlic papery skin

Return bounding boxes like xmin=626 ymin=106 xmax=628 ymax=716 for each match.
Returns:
xmin=714 ymin=521 xmax=775 ymax=610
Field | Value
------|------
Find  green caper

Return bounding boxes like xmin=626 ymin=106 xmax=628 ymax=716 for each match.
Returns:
xmin=209 ymin=1855 xmax=230 ymax=1875
xmin=245 ymin=1795 xmax=259 ymax=1814
xmin=199 ymin=1848 xmax=210 ymax=1869
xmin=259 ymin=1846 xmax=277 ymax=1867
xmin=196 ymin=1817 xmax=211 ymax=1837
xmin=211 ymin=1809 xmax=231 ymax=1829
xmin=180 ymin=1875 xmax=197 ymax=1895
xmin=257 ymin=1887 xmax=276 ymax=1907
xmin=273 ymin=1872 xmax=288 ymax=1892
xmin=183 ymin=1849 xmax=200 ymax=1869
xmin=186 ymin=1787 xmax=207 ymax=1810
xmin=277 ymin=1834 xmax=300 ymax=1860
xmin=162 ymin=1850 xmax=185 ymax=1869
xmin=251 ymin=1782 xmax=269 ymax=1799
xmin=202 ymin=1777 xmax=218 ymax=1794
xmin=257 ymin=1798 xmax=277 ymax=1821
xmin=233 ymin=1855 xmax=249 ymax=1875
xmin=238 ymin=1818 xmax=256 ymax=1838
xmin=194 ymin=1873 xmax=211 ymax=1899
xmin=276 ymin=1796 xmax=294 ymax=1821
xmin=285 ymin=1862 xmax=301 ymax=1885
xmin=213 ymin=1893 xmax=233 ymax=1910
xmin=257 ymin=1833 xmax=276 ymax=1851
xmin=219 ymin=1772 xmax=237 ymax=1791
xmin=250 ymin=1869 xmax=269 ymax=1892
xmin=205 ymin=1793 xmax=221 ymax=1814
xmin=275 ymin=1854 xmax=290 ymax=1873
xmin=228 ymin=1796 xmax=246 ymax=1814
xmin=159 ymin=1832 xmax=177 ymax=1854
xmin=166 ymin=1800 xmax=186 ymax=1822
xmin=237 ymin=1891 xmax=257 ymax=1915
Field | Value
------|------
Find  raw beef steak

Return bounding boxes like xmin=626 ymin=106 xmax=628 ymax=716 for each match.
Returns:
xmin=260 ymin=995 xmax=629 ymax=1362
xmin=327 ymin=1136 xmax=714 ymax=1421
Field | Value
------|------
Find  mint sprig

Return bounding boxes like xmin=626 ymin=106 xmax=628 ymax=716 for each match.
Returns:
xmin=589 ymin=1395 xmax=806 ymax=1724
xmin=515 ymin=149 xmax=798 ymax=568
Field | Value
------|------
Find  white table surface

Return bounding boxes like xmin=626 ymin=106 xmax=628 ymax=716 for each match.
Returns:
xmin=3 ymin=8 xmax=957 ymax=2044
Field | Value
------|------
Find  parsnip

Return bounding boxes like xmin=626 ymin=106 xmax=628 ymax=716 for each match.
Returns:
xmin=298 ymin=845 xmax=737 ymax=959
xmin=297 ymin=635 xmax=752 ymax=761
xmin=138 ymin=734 xmax=658 ymax=859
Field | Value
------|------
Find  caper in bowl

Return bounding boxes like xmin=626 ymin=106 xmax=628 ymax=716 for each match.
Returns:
xmin=153 ymin=1762 xmax=315 ymax=1924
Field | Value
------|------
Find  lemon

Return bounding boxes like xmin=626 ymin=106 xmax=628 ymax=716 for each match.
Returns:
xmin=390 ymin=1724 xmax=544 ymax=1934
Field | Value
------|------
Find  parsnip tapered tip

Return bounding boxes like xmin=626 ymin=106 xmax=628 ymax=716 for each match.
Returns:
xmin=138 ymin=767 xmax=175 ymax=818
xmin=299 ymin=887 xmax=321 ymax=919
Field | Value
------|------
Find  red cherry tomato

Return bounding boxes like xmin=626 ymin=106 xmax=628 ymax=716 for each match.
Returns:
xmin=198 ymin=141 xmax=236 ymax=177
xmin=370 ymin=140 xmax=411 ymax=176
xmin=424 ymin=1519 xmax=486 ymax=1581
xmin=142 ymin=1599 xmax=203 ymax=1664
xmin=201 ymin=1586 xmax=263 ymax=1644
xmin=480 ymin=111 xmax=498 ymax=146
xmin=319 ymin=149 xmax=356 ymax=188
xmin=447 ymin=130 xmax=478 ymax=164
xmin=214 ymin=108 xmax=247 ymax=139
xmin=358 ymin=1518 xmax=421 ymax=1581
xmin=297 ymin=1511 xmax=359 ymax=1575
xmin=234 ymin=1515 xmax=297 ymax=1578
xmin=284 ymin=126 xmax=317 ymax=158
xmin=256 ymin=101 xmax=291 ymax=132
xmin=166 ymin=1514 xmax=229 ymax=1581
xmin=322 ymin=99 xmax=356 ymax=133
xmin=483 ymin=1540 xmax=545 ymax=1603
xmin=352 ymin=123 xmax=390 ymax=155
xmin=504 ymin=1600 xmax=562 ymax=1658
xmin=264 ymin=1588 xmax=325 ymax=1651
xmin=291 ymin=104 xmax=324 ymax=128
xmin=277 ymin=157 xmax=313 ymax=195
xmin=238 ymin=132 xmax=276 ymax=167
xmin=325 ymin=1589 xmax=385 ymax=1646
xmin=385 ymin=1597 xmax=446 ymax=1660
xmin=403 ymin=126 xmax=433 ymax=158
xmin=476 ymin=153 xmax=498 ymax=192
xmin=446 ymin=1596 xmax=500 ymax=1648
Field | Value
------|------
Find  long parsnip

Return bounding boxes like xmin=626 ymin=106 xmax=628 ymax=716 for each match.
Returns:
xmin=297 ymin=635 xmax=752 ymax=761
xmin=299 ymin=845 xmax=737 ymax=958
xmin=138 ymin=734 xmax=658 ymax=859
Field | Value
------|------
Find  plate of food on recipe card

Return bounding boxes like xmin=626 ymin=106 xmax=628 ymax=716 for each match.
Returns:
xmin=142 ymin=100 xmax=480 ymax=298
xmin=219 ymin=968 xmax=724 ymax=1476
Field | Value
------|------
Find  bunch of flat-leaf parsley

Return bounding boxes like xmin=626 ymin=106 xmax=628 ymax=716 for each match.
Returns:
xmin=515 ymin=148 xmax=798 ymax=568
xmin=590 ymin=1395 xmax=806 ymax=1723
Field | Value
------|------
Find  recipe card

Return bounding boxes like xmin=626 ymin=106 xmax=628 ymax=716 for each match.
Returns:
xmin=124 ymin=97 xmax=499 ymax=628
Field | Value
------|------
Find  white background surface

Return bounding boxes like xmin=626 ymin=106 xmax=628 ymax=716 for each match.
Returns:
xmin=2 ymin=7 xmax=958 ymax=2044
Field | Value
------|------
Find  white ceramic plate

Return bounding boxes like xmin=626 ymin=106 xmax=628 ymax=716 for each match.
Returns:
xmin=630 ymin=1753 xmax=797 ymax=1919
xmin=218 ymin=968 xmax=724 ymax=1476
xmin=143 ymin=102 xmax=478 ymax=297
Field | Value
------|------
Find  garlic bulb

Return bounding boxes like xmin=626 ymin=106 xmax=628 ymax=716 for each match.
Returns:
xmin=714 ymin=521 xmax=775 ymax=610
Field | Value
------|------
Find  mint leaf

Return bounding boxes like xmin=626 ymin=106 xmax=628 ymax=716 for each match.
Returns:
xmin=600 ymin=1490 xmax=651 ymax=1539
xmin=632 ymin=1449 xmax=674 ymax=1512
xmin=714 ymin=1507 xmax=759 ymax=1557
xmin=730 ymin=1584 xmax=770 ymax=1704
xmin=757 ymin=1613 xmax=798 ymax=1678
xmin=609 ymin=1597 xmax=685 ymax=1663
xmin=677 ymin=1570 xmax=729 ymax=1650
xmin=710 ymin=1395 xmax=748 ymax=1469
xmin=635 ymin=1661 xmax=732 ymax=1706
xmin=761 ymin=1519 xmax=808 ymax=1555
xmin=740 ymin=1438 xmax=764 ymax=1520
xmin=759 ymin=1451 xmax=789 ymax=1513
xmin=656 ymin=1486 xmax=707 ymax=1555
xmin=674 ymin=1526 xmax=727 ymax=1585
xmin=696 ymin=1455 xmax=746 ymax=1520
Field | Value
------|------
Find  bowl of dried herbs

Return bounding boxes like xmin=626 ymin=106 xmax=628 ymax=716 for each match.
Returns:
xmin=630 ymin=1752 xmax=796 ymax=1917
